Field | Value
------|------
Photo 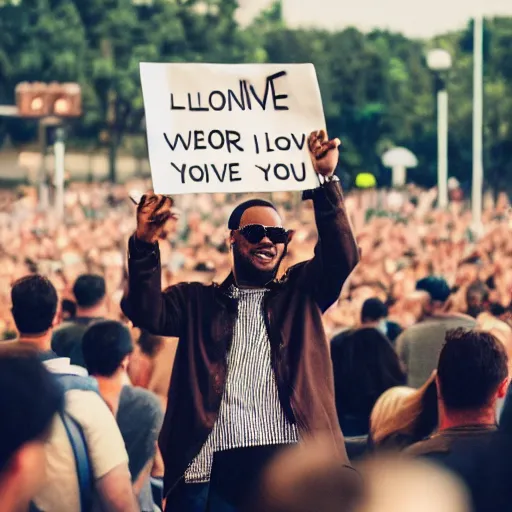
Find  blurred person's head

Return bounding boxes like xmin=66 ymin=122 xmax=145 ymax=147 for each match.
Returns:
xmin=361 ymin=298 xmax=387 ymax=325
xmin=476 ymin=312 xmax=512 ymax=336
xmin=370 ymin=372 xmax=438 ymax=449
xmin=356 ymin=456 xmax=470 ymax=512
xmin=249 ymin=435 xmax=363 ymax=512
xmin=466 ymin=281 xmax=490 ymax=318
xmin=82 ymin=320 xmax=133 ymax=379
xmin=476 ymin=315 xmax=512 ymax=380
xmin=489 ymin=326 xmax=512 ymax=371
xmin=416 ymin=276 xmax=451 ymax=315
xmin=489 ymin=302 xmax=507 ymax=319
xmin=11 ymin=275 xmax=58 ymax=339
xmin=72 ymin=274 xmax=106 ymax=316
xmin=82 ymin=320 xmax=134 ymax=415
xmin=61 ymin=298 xmax=77 ymax=321
xmin=228 ymin=200 xmax=292 ymax=287
xmin=0 ymin=350 xmax=64 ymax=511
xmin=137 ymin=330 xmax=164 ymax=358
xmin=436 ymin=329 xmax=509 ymax=430
xmin=331 ymin=328 xmax=405 ymax=432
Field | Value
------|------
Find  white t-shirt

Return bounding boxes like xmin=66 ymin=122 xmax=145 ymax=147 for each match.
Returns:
xmin=34 ymin=361 xmax=128 ymax=512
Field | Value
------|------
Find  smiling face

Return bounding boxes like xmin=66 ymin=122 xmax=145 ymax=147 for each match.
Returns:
xmin=231 ymin=206 xmax=287 ymax=287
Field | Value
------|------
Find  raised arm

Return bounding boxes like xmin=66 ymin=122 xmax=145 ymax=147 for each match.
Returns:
xmin=288 ymin=131 xmax=359 ymax=312
xmin=121 ymin=194 xmax=186 ymax=337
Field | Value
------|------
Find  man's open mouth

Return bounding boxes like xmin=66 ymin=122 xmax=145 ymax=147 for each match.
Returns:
xmin=253 ymin=248 xmax=276 ymax=261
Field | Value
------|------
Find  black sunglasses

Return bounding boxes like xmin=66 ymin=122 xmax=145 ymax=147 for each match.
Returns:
xmin=237 ymin=224 xmax=290 ymax=245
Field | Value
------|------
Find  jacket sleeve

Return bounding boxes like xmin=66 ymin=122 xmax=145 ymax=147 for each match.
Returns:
xmin=289 ymin=181 xmax=359 ymax=312
xmin=121 ymin=235 xmax=186 ymax=337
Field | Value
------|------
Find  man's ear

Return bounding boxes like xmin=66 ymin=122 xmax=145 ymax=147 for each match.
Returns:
xmin=53 ymin=303 xmax=62 ymax=328
xmin=229 ymin=230 xmax=236 ymax=247
xmin=287 ymin=230 xmax=296 ymax=244
xmin=120 ymin=355 xmax=130 ymax=372
xmin=435 ymin=374 xmax=442 ymax=395
xmin=497 ymin=377 xmax=510 ymax=399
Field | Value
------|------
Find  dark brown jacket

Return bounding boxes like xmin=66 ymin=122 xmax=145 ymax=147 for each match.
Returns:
xmin=122 ymin=181 xmax=359 ymax=496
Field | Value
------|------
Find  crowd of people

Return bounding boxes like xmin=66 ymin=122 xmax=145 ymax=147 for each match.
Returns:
xmin=2 ymin=157 xmax=512 ymax=512
xmin=1 ymin=178 xmax=511 ymax=341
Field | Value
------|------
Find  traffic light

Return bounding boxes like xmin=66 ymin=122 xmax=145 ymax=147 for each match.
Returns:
xmin=15 ymin=82 xmax=49 ymax=117
xmin=15 ymin=81 xmax=82 ymax=118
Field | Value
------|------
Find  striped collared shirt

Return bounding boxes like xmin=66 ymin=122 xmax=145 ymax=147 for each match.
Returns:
xmin=184 ymin=286 xmax=299 ymax=483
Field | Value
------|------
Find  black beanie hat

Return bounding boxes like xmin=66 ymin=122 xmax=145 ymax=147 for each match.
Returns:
xmin=228 ymin=199 xmax=278 ymax=230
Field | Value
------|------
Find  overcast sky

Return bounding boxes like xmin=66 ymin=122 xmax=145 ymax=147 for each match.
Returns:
xmin=237 ymin=0 xmax=512 ymax=38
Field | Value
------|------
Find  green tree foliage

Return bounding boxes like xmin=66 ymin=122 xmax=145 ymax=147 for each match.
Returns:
xmin=0 ymin=0 xmax=511 ymax=191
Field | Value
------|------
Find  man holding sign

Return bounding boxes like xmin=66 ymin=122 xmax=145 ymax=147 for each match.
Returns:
xmin=123 ymin=130 xmax=359 ymax=511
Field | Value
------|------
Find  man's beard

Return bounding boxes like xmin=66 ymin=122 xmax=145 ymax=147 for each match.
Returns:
xmin=232 ymin=244 xmax=285 ymax=287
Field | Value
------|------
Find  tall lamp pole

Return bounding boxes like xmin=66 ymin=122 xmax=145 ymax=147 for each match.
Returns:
xmin=54 ymin=127 xmax=66 ymax=220
xmin=472 ymin=14 xmax=484 ymax=236
xmin=427 ymin=49 xmax=452 ymax=210
xmin=15 ymin=82 xmax=81 ymax=212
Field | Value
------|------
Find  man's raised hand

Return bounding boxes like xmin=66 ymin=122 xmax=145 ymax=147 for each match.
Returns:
xmin=308 ymin=129 xmax=341 ymax=177
xmin=135 ymin=193 xmax=177 ymax=244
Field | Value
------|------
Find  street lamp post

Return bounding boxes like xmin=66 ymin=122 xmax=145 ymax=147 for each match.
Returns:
xmin=427 ymin=49 xmax=452 ymax=210
xmin=472 ymin=14 xmax=484 ymax=236
xmin=54 ymin=127 xmax=66 ymax=220
xmin=14 ymin=81 xmax=81 ymax=215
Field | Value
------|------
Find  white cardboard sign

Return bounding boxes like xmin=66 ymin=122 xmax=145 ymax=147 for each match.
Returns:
xmin=140 ymin=63 xmax=326 ymax=195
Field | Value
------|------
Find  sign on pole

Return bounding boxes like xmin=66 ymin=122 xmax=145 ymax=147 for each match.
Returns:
xmin=140 ymin=63 xmax=326 ymax=195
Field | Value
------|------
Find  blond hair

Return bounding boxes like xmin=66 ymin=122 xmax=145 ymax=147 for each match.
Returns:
xmin=370 ymin=372 xmax=437 ymax=445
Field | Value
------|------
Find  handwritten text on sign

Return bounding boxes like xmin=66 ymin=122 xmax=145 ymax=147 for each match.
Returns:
xmin=140 ymin=63 xmax=326 ymax=194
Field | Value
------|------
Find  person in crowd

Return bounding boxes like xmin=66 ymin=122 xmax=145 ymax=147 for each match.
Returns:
xmin=128 ymin=330 xmax=177 ymax=410
xmin=61 ymin=298 xmax=77 ymax=321
xmin=462 ymin=431 xmax=512 ymax=512
xmin=406 ymin=329 xmax=508 ymax=471
xmin=325 ymin=297 xmax=390 ymax=353
xmin=5 ymin=275 xmax=60 ymax=361
xmin=251 ymin=437 xmax=470 ymax=512
xmin=355 ymin=456 xmax=470 ymax=512
xmin=0 ymin=351 xmax=64 ymax=512
xmin=4 ymin=275 xmax=138 ymax=512
xmin=248 ymin=436 xmax=363 ymax=512
xmin=489 ymin=303 xmax=510 ymax=323
xmin=396 ymin=276 xmax=476 ymax=388
xmin=465 ymin=280 xmax=490 ymax=318
xmin=482 ymin=321 xmax=512 ymax=426
xmin=82 ymin=320 xmax=164 ymax=512
xmin=52 ymin=273 xmax=107 ymax=366
xmin=122 ymin=130 xmax=359 ymax=511
xmin=369 ymin=372 xmax=438 ymax=451
xmin=331 ymin=327 xmax=405 ymax=437
xmin=127 ymin=330 xmax=175 ymax=484
xmin=361 ymin=297 xmax=387 ymax=323
xmin=360 ymin=298 xmax=402 ymax=344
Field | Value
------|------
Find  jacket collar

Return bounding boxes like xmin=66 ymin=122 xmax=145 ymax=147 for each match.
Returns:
xmin=216 ymin=272 xmax=280 ymax=294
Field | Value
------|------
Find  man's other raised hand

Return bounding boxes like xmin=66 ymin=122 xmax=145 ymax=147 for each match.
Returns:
xmin=135 ymin=194 xmax=178 ymax=244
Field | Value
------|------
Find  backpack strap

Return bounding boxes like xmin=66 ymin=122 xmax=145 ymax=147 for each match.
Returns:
xmin=60 ymin=411 xmax=94 ymax=512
